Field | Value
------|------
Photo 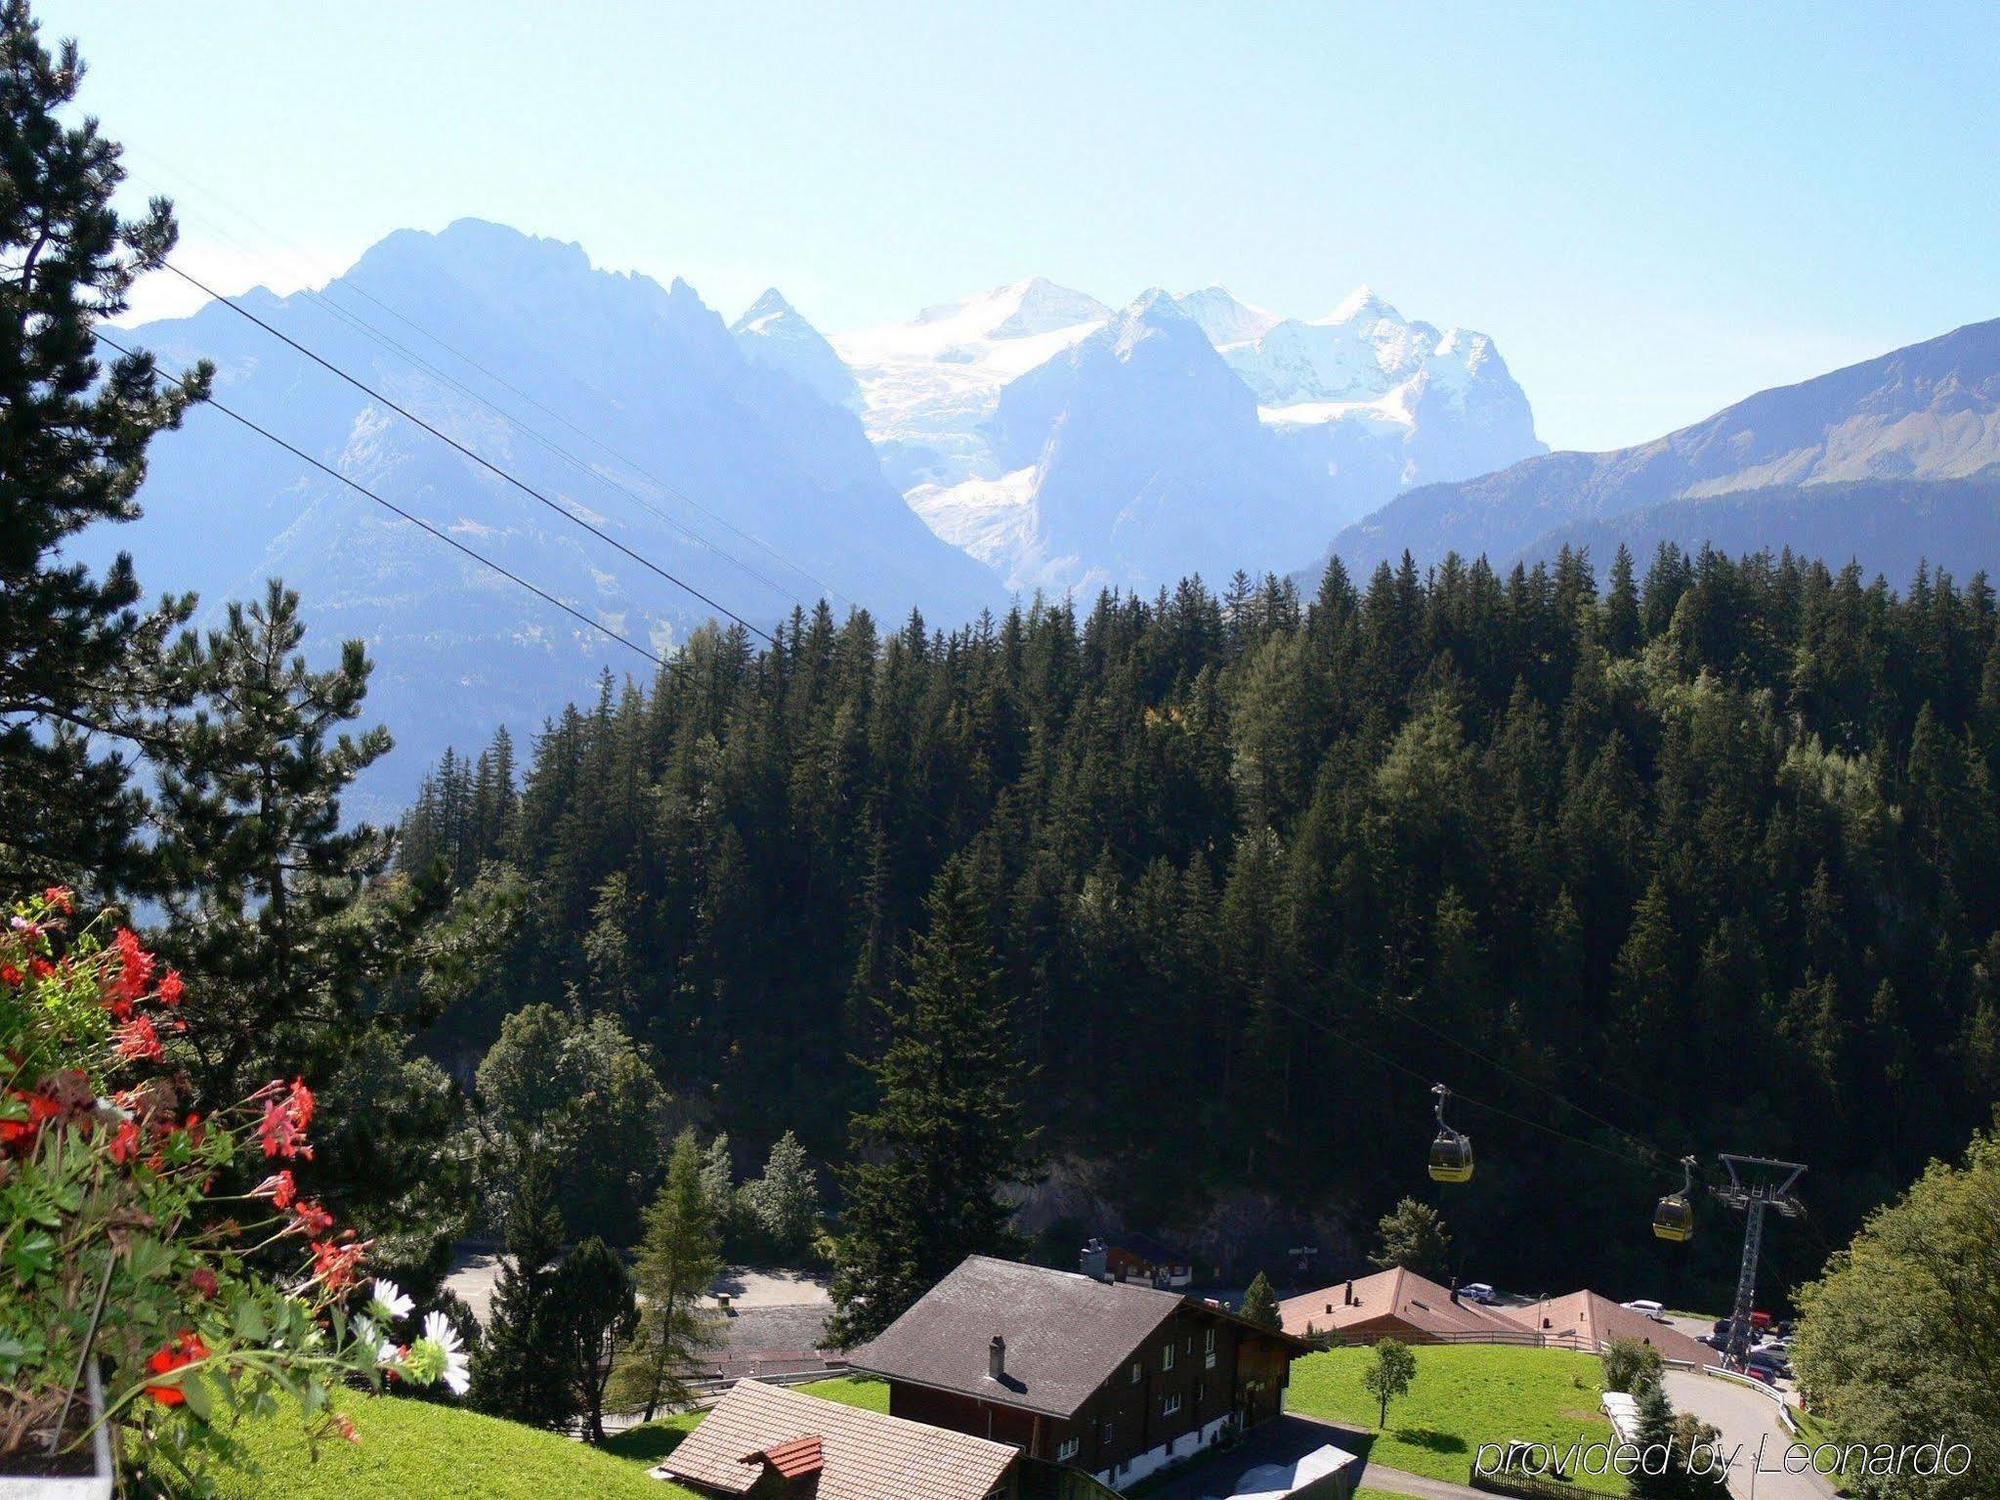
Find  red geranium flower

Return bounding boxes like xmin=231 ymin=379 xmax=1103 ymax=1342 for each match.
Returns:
xmin=158 ymin=968 xmax=184 ymax=1006
xmin=311 ymin=1236 xmax=368 ymax=1293
xmin=115 ymin=1014 xmax=164 ymax=1063
xmin=0 ymin=965 xmax=21 ymax=987
xmin=290 ymin=1198 xmax=335 ymax=1237
xmin=42 ymin=885 xmax=74 ymax=914
xmin=254 ymin=1168 xmax=299 ymax=1208
xmin=144 ymin=1332 xmax=210 ymax=1405
xmin=108 ymin=1118 xmax=142 ymax=1165
xmin=111 ymin=927 xmax=155 ymax=1005
xmin=256 ymin=1078 xmax=316 ymax=1160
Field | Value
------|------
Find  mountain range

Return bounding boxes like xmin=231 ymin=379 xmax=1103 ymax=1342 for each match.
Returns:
xmin=101 ymin=216 xmax=2000 ymax=812
xmin=1330 ymin=315 xmax=2000 ymax=580
xmin=827 ymin=276 xmax=1544 ymax=595
xmin=100 ymin=219 xmax=998 ymax=814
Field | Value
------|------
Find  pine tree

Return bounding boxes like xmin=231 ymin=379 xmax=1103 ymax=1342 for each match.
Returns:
xmin=148 ymin=580 xmax=444 ymax=1097
xmin=827 ymin=859 xmax=1043 ymax=1346
xmin=614 ymin=1130 xmax=724 ymax=1421
xmin=1629 ymin=1379 xmax=1680 ymax=1499
xmin=1240 ymin=1271 xmax=1281 ymax=1331
xmin=0 ymin=0 xmax=212 ymax=891
xmin=1370 ymin=1197 xmax=1453 ymax=1280
xmin=470 ymin=1153 xmax=575 ymax=1429
xmin=552 ymin=1236 xmax=638 ymax=1443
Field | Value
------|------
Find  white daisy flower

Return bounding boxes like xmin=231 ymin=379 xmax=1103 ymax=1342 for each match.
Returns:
xmin=369 ymin=1278 xmax=414 ymax=1323
xmin=422 ymin=1310 xmax=471 ymax=1395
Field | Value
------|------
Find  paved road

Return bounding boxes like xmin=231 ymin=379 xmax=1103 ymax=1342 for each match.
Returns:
xmin=1664 ymin=1371 xmax=1832 ymax=1500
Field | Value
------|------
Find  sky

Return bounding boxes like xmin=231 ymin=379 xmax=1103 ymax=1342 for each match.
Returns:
xmin=49 ymin=0 xmax=2000 ymax=453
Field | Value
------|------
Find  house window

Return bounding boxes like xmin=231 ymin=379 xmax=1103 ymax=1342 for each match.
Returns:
xmin=1163 ymin=1393 xmax=1183 ymax=1417
xmin=1057 ymin=1437 xmax=1080 ymax=1462
xmin=1130 ymin=1362 xmax=1141 ymax=1385
xmin=1205 ymin=1327 xmax=1218 ymax=1369
xmin=1162 ymin=1341 xmax=1176 ymax=1372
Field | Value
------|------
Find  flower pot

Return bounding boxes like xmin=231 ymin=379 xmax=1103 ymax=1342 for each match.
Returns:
xmin=0 ymin=1366 xmax=114 ymax=1500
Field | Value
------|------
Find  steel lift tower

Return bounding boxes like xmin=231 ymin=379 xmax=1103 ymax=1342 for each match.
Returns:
xmin=1711 ymin=1154 xmax=1807 ymax=1362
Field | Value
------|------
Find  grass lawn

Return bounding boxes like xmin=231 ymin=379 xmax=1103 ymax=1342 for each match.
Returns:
xmin=207 ymin=1392 xmax=700 ymax=1500
xmin=1288 ymin=1345 xmax=1625 ymax=1494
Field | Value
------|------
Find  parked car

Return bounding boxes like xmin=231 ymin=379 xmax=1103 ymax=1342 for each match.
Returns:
xmin=1739 ymin=1362 xmax=1778 ymax=1386
xmin=1459 ymin=1282 xmax=1497 ymax=1304
xmin=1622 ymin=1299 xmax=1667 ymax=1320
xmin=1745 ymin=1347 xmax=1793 ymax=1379
xmin=1699 ymin=1332 xmax=1730 ymax=1350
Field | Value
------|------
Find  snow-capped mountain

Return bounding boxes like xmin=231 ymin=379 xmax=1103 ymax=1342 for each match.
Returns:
xmin=956 ymin=290 xmax=1329 ymax=595
xmin=96 ymin=220 xmax=999 ymax=815
xmin=831 ymin=276 xmax=1111 ymax=495
xmin=835 ymin=277 xmax=1543 ymax=595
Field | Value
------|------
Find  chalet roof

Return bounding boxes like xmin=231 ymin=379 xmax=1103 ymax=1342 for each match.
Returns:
xmin=1277 ymin=1267 xmax=1523 ymax=1340
xmin=1507 ymin=1291 xmax=1719 ymax=1369
xmin=656 ymin=1379 xmax=1016 ymax=1500
xmin=850 ymin=1255 xmax=1304 ymax=1420
xmin=1100 ymin=1231 xmax=1192 ymax=1264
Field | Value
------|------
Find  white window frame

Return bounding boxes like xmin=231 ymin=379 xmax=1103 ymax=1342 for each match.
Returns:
xmin=1204 ymin=1326 xmax=1218 ymax=1369
xmin=1162 ymin=1392 xmax=1183 ymax=1417
xmin=1130 ymin=1361 xmax=1141 ymax=1385
xmin=1057 ymin=1436 xmax=1080 ymax=1462
xmin=1162 ymin=1341 xmax=1176 ymax=1372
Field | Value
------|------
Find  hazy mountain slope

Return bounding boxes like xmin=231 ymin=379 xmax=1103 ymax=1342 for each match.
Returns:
xmin=730 ymin=288 xmax=860 ymax=410
xmin=1519 ymin=476 xmax=2000 ymax=584
xmin=846 ymin=278 xmax=1543 ymax=595
xmin=1332 ymin=316 xmax=2000 ymax=577
xmin=99 ymin=219 xmax=998 ymax=815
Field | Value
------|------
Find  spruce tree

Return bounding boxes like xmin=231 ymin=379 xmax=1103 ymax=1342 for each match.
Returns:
xmin=827 ymin=859 xmax=1042 ymax=1346
xmin=470 ymin=1152 xmax=575 ymax=1429
xmin=614 ymin=1130 xmax=723 ymax=1421
xmin=0 ymin=0 xmax=211 ymax=891
xmin=1240 ymin=1271 xmax=1282 ymax=1331
xmin=740 ymin=1129 xmax=820 ymax=1262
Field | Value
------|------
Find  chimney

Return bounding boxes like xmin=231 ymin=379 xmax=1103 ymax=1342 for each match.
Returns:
xmin=989 ymin=1334 xmax=1006 ymax=1381
xmin=1344 ymin=1280 xmax=1355 ymax=1307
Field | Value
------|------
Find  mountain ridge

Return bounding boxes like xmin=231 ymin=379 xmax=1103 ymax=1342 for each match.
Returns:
xmin=1328 ymin=314 xmax=2000 ymax=580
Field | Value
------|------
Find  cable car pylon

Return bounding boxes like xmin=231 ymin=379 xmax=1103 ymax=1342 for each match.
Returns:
xmin=1711 ymin=1154 xmax=1807 ymax=1363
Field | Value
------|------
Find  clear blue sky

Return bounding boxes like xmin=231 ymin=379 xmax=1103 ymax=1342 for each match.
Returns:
xmin=49 ymin=0 xmax=1999 ymax=452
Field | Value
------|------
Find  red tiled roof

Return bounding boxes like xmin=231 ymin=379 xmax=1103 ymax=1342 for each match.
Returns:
xmin=658 ymin=1379 xmax=1016 ymax=1500
xmin=756 ymin=1434 xmax=824 ymax=1478
xmin=1503 ymin=1291 xmax=1719 ymax=1368
xmin=1277 ymin=1268 xmax=1524 ymax=1340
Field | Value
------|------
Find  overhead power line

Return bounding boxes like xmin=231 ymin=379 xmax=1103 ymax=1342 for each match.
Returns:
xmin=94 ymin=330 xmax=665 ymax=670
xmin=121 ymin=149 xmax=854 ymax=613
xmin=161 ymin=261 xmax=776 ymax=647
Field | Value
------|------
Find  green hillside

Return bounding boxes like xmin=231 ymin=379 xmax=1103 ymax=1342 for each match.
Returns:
xmin=1287 ymin=1345 xmax=1623 ymax=1493
xmin=208 ymin=1393 xmax=698 ymax=1500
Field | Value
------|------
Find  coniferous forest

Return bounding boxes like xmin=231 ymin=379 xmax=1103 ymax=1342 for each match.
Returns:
xmin=399 ymin=547 xmax=2000 ymax=1303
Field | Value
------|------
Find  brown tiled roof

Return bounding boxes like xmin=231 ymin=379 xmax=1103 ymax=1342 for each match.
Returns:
xmin=1277 ymin=1268 xmax=1526 ymax=1340
xmin=1503 ymin=1291 xmax=1719 ymax=1368
xmin=756 ymin=1434 xmax=824 ymax=1479
xmin=849 ymin=1256 xmax=1303 ymax=1420
xmin=658 ymin=1379 xmax=1016 ymax=1499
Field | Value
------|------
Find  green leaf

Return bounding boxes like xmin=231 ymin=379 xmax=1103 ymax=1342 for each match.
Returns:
xmin=233 ymin=1298 xmax=268 ymax=1343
